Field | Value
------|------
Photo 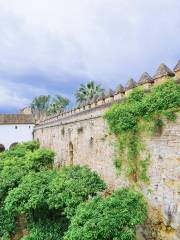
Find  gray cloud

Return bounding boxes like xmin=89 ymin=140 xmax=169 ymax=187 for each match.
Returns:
xmin=0 ymin=0 xmax=179 ymax=111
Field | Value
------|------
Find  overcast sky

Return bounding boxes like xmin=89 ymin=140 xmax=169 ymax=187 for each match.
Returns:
xmin=0 ymin=0 xmax=180 ymax=112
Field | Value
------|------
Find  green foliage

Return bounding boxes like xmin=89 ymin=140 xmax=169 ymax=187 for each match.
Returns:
xmin=75 ymin=80 xmax=104 ymax=105
xmin=0 ymin=147 xmax=54 ymax=201
xmin=0 ymin=141 xmax=40 ymax=162
xmin=30 ymin=95 xmax=51 ymax=113
xmin=21 ymin=218 xmax=67 ymax=240
xmin=5 ymin=170 xmax=56 ymax=214
xmin=0 ymin=141 xmax=54 ymax=239
xmin=0 ymin=205 xmax=16 ymax=239
xmin=64 ymin=188 xmax=147 ymax=240
xmin=105 ymin=79 xmax=180 ymax=182
xmin=4 ymin=164 xmax=106 ymax=239
xmin=47 ymin=95 xmax=70 ymax=115
xmin=47 ymin=165 xmax=107 ymax=218
xmin=30 ymin=95 xmax=70 ymax=116
xmin=1 ymin=141 xmax=147 ymax=240
xmin=26 ymin=148 xmax=55 ymax=171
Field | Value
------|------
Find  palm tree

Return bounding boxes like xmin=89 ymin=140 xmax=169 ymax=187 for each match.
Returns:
xmin=75 ymin=81 xmax=104 ymax=105
xmin=30 ymin=95 xmax=50 ymax=114
xmin=47 ymin=95 xmax=69 ymax=115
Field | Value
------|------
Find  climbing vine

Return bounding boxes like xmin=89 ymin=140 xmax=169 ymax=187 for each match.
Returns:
xmin=105 ymin=79 xmax=180 ymax=182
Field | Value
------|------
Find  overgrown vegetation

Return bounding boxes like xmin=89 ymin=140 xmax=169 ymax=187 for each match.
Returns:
xmin=64 ymin=188 xmax=147 ymax=240
xmin=0 ymin=141 xmax=147 ymax=239
xmin=105 ymin=79 xmax=180 ymax=182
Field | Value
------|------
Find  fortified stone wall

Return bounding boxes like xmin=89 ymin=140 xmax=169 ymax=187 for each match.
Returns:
xmin=34 ymin=61 xmax=180 ymax=240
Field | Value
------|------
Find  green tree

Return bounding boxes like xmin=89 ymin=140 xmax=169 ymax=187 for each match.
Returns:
xmin=30 ymin=95 xmax=50 ymax=114
xmin=75 ymin=81 xmax=104 ymax=105
xmin=47 ymin=95 xmax=69 ymax=115
xmin=64 ymin=188 xmax=147 ymax=240
xmin=47 ymin=165 xmax=106 ymax=218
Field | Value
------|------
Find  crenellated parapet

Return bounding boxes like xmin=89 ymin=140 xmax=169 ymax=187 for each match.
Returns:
xmin=37 ymin=60 xmax=180 ymax=126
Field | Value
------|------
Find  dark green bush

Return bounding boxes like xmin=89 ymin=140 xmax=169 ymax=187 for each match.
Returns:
xmin=0 ymin=141 xmax=54 ymax=239
xmin=11 ymin=141 xmax=40 ymax=152
xmin=47 ymin=165 xmax=107 ymax=218
xmin=0 ymin=205 xmax=16 ymax=239
xmin=0 ymin=148 xmax=55 ymax=202
xmin=64 ymin=188 xmax=147 ymax=240
xmin=0 ymin=141 xmax=147 ymax=240
xmin=5 ymin=170 xmax=56 ymax=214
xmin=26 ymin=148 xmax=55 ymax=171
xmin=4 ymin=165 xmax=107 ymax=239
xmin=21 ymin=215 xmax=68 ymax=240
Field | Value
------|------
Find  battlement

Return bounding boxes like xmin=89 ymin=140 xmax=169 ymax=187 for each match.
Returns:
xmin=37 ymin=60 xmax=180 ymax=127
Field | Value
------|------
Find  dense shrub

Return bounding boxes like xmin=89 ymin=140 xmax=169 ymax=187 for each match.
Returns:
xmin=0 ymin=141 xmax=40 ymax=161
xmin=47 ymin=165 xmax=107 ymax=218
xmin=25 ymin=148 xmax=55 ymax=171
xmin=21 ymin=214 xmax=68 ymax=240
xmin=0 ymin=148 xmax=54 ymax=201
xmin=0 ymin=141 xmax=55 ymax=239
xmin=64 ymin=188 xmax=147 ymax=240
xmin=0 ymin=205 xmax=16 ymax=240
xmin=1 ymin=141 xmax=147 ymax=240
xmin=4 ymin=165 xmax=107 ymax=239
xmin=5 ymin=170 xmax=56 ymax=214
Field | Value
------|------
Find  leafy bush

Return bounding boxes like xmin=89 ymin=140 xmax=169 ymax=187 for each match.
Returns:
xmin=0 ymin=156 xmax=32 ymax=201
xmin=0 ymin=141 xmax=147 ymax=240
xmin=21 ymin=215 xmax=68 ymax=240
xmin=0 ymin=205 xmax=16 ymax=239
xmin=64 ymin=188 xmax=147 ymax=240
xmin=12 ymin=141 xmax=40 ymax=152
xmin=0 ymin=141 xmax=40 ymax=161
xmin=5 ymin=166 xmax=106 ymax=217
xmin=4 ymin=165 xmax=106 ymax=239
xmin=5 ymin=170 xmax=56 ymax=214
xmin=0 ymin=141 xmax=54 ymax=239
xmin=26 ymin=148 xmax=55 ymax=171
xmin=47 ymin=165 xmax=107 ymax=218
xmin=105 ymin=79 xmax=180 ymax=181
xmin=0 ymin=148 xmax=54 ymax=202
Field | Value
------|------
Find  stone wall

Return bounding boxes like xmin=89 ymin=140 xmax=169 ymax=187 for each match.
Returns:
xmin=34 ymin=61 xmax=180 ymax=240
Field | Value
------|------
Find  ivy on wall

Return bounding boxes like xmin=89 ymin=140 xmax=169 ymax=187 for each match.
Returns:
xmin=105 ymin=79 xmax=180 ymax=182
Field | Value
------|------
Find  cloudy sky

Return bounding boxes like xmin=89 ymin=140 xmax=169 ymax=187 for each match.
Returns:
xmin=0 ymin=0 xmax=180 ymax=112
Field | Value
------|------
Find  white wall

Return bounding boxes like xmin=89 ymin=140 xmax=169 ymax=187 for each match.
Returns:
xmin=0 ymin=124 xmax=34 ymax=149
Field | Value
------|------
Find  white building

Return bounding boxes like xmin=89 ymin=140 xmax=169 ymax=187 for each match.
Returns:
xmin=0 ymin=114 xmax=35 ymax=151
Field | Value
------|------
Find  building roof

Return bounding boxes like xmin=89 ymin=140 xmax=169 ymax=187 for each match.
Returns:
xmin=0 ymin=114 xmax=35 ymax=124
xmin=153 ymin=63 xmax=175 ymax=79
